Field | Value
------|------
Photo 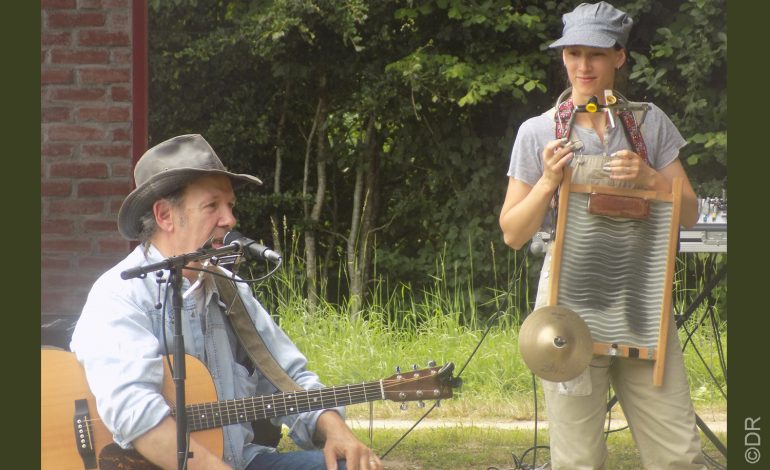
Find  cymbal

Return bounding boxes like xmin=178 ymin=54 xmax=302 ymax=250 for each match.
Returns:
xmin=518 ymin=305 xmax=593 ymax=382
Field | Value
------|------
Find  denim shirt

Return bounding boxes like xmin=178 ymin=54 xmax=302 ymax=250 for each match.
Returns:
xmin=70 ymin=245 xmax=344 ymax=469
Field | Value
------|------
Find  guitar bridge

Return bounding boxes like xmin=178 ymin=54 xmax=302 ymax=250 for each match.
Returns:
xmin=74 ymin=398 xmax=97 ymax=469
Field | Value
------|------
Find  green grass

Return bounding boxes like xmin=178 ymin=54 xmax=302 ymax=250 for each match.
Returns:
xmin=256 ymin=245 xmax=727 ymax=467
xmin=272 ymin=304 xmax=726 ymax=420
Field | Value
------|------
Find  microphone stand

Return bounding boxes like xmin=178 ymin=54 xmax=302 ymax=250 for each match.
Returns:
xmin=121 ymin=243 xmax=242 ymax=470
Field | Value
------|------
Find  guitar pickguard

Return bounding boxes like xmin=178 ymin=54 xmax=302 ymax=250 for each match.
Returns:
xmin=99 ymin=444 xmax=162 ymax=470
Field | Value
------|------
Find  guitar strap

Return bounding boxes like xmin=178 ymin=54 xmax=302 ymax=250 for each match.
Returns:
xmin=212 ymin=272 xmax=302 ymax=392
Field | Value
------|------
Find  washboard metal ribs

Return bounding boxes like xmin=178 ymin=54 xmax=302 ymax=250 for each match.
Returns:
xmin=548 ymin=162 xmax=682 ymax=386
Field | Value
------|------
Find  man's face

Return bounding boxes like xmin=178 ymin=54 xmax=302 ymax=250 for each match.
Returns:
xmin=169 ymin=174 xmax=237 ymax=256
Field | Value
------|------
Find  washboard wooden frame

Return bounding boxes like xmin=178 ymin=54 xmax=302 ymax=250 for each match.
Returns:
xmin=548 ymin=167 xmax=683 ymax=386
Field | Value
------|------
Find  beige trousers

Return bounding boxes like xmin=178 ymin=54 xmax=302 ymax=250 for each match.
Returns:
xmin=535 ymin=249 xmax=708 ymax=470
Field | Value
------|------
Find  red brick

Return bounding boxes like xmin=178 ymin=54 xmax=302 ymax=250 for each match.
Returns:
xmin=77 ymin=106 xmax=130 ymax=122
xmin=42 ymin=219 xmax=75 ymax=236
xmin=103 ymin=0 xmax=130 ymax=7
xmin=51 ymin=49 xmax=110 ymax=65
xmin=47 ymin=124 xmax=105 ymax=141
xmin=47 ymin=12 xmax=106 ymax=29
xmin=49 ymin=87 xmax=106 ymax=102
xmin=42 ymin=239 xmax=92 ymax=253
xmin=42 ymin=107 xmax=72 ymax=122
xmin=42 ymin=32 xmax=72 ymax=46
xmin=112 ymin=163 xmax=132 ymax=177
xmin=41 ymin=69 xmax=74 ymax=85
xmin=112 ymin=128 xmax=131 ymax=141
xmin=48 ymin=199 xmax=105 ymax=215
xmin=50 ymin=162 xmax=109 ymax=178
xmin=42 ymin=143 xmax=75 ymax=158
xmin=84 ymin=219 xmax=117 ymax=232
xmin=108 ymin=11 xmax=130 ymax=29
xmin=82 ymin=143 xmax=131 ymax=158
xmin=111 ymin=86 xmax=131 ymax=101
xmin=111 ymin=48 xmax=132 ymax=64
xmin=78 ymin=180 xmax=130 ymax=197
xmin=41 ymin=181 xmax=73 ymax=197
xmin=78 ymin=254 xmax=127 ymax=270
xmin=43 ymin=272 xmax=98 ymax=289
xmin=41 ymin=257 xmax=73 ymax=270
xmin=79 ymin=68 xmax=130 ymax=84
xmin=78 ymin=30 xmax=130 ymax=47
xmin=98 ymin=238 xmax=130 ymax=253
xmin=42 ymin=0 xmax=76 ymax=8
xmin=109 ymin=200 xmax=124 ymax=213
xmin=77 ymin=0 xmax=103 ymax=8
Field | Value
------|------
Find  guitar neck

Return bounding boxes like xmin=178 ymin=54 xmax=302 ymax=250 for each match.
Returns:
xmin=176 ymin=381 xmax=384 ymax=432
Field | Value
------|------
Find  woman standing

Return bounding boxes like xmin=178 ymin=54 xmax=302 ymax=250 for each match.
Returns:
xmin=499 ymin=2 xmax=706 ymax=468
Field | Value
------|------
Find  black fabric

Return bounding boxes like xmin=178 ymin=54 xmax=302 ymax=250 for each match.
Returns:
xmin=251 ymin=418 xmax=283 ymax=448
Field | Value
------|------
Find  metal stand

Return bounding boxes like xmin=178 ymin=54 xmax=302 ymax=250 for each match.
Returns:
xmin=121 ymin=243 xmax=242 ymax=470
xmin=605 ymin=255 xmax=727 ymax=458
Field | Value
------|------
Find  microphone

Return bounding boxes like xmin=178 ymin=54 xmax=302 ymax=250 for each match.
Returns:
xmin=223 ymin=231 xmax=282 ymax=263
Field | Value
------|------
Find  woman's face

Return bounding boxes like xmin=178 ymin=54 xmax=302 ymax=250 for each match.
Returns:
xmin=562 ymin=46 xmax=626 ymax=101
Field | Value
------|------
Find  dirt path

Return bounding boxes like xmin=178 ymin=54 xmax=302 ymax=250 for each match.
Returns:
xmin=347 ymin=416 xmax=727 ymax=433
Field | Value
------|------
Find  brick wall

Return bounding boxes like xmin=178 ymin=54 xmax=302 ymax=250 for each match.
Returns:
xmin=41 ymin=0 xmax=141 ymax=327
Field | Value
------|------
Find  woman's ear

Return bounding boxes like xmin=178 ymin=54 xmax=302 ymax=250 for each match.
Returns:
xmin=616 ymin=48 xmax=627 ymax=70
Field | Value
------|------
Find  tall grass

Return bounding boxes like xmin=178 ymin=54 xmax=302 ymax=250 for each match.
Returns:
xmin=247 ymin=232 xmax=727 ymax=418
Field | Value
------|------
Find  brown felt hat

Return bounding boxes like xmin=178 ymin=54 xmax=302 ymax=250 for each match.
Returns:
xmin=117 ymin=134 xmax=262 ymax=240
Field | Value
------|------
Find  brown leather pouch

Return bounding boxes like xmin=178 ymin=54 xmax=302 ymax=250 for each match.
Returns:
xmin=587 ymin=193 xmax=650 ymax=219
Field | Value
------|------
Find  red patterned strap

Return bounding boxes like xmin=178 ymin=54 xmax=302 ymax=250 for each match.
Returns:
xmin=555 ymin=98 xmax=650 ymax=166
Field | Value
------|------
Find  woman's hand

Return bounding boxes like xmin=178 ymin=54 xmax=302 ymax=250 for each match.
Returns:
xmin=542 ymin=138 xmax=577 ymax=190
xmin=604 ymin=149 xmax=655 ymax=187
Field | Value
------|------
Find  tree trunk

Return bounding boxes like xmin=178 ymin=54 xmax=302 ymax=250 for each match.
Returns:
xmin=271 ymin=82 xmax=290 ymax=254
xmin=303 ymin=97 xmax=324 ymax=310
xmin=348 ymin=116 xmax=381 ymax=318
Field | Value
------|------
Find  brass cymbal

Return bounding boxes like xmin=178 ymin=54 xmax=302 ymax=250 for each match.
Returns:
xmin=518 ymin=305 xmax=593 ymax=382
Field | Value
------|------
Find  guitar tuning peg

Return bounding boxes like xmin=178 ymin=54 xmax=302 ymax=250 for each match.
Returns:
xmin=427 ymin=360 xmax=437 ymax=367
xmin=418 ymin=401 xmax=426 ymax=408
xmin=399 ymin=403 xmax=408 ymax=411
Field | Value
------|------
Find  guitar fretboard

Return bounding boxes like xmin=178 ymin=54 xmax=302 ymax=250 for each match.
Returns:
xmin=177 ymin=381 xmax=385 ymax=432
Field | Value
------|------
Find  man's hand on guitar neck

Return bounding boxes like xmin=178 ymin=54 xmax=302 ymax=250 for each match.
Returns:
xmin=315 ymin=410 xmax=383 ymax=470
xmin=133 ymin=416 xmax=233 ymax=470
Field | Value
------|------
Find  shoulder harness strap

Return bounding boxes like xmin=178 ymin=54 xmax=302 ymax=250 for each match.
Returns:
xmin=212 ymin=272 xmax=302 ymax=392
xmin=551 ymin=88 xmax=650 ymax=166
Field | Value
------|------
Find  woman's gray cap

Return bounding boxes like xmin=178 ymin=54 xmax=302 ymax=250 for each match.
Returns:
xmin=117 ymin=134 xmax=262 ymax=240
xmin=549 ymin=2 xmax=633 ymax=49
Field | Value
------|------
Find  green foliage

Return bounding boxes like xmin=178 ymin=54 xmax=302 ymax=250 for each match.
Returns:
xmin=148 ymin=0 xmax=727 ymax=311
xmin=246 ymin=242 xmax=726 ymax=412
xmin=625 ymin=0 xmax=727 ymax=196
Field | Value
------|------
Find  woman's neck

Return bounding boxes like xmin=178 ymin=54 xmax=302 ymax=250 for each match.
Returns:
xmin=571 ymin=90 xmax=610 ymax=106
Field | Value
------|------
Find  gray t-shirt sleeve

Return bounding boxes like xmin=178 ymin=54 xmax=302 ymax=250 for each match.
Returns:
xmin=641 ymin=102 xmax=687 ymax=170
xmin=507 ymin=114 xmax=554 ymax=184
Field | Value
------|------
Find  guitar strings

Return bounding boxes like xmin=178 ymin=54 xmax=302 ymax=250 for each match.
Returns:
xmin=75 ymin=372 xmax=443 ymax=432
xmin=183 ymin=375 xmax=444 ymax=430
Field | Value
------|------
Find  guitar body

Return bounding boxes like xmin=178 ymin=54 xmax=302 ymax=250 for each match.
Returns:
xmin=41 ymin=349 xmax=223 ymax=470
xmin=42 ymin=348 xmax=456 ymax=469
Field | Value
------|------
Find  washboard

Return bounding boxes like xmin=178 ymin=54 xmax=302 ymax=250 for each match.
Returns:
xmin=547 ymin=156 xmax=683 ymax=386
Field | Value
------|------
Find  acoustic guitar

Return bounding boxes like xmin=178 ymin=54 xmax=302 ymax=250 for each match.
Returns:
xmin=41 ymin=349 xmax=456 ymax=470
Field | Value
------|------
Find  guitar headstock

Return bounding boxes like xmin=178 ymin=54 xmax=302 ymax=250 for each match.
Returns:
xmin=382 ymin=362 xmax=458 ymax=403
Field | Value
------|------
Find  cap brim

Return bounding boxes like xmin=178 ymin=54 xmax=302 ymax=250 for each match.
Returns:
xmin=549 ymin=32 xmax=618 ymax=49
xmin=117 ymin=168 xmax=262 ymax=240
